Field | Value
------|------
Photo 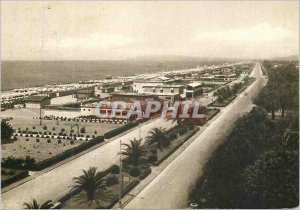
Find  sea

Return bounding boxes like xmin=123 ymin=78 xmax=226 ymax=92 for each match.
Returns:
xmin=1 ymin=60 xmax=225 ymax=91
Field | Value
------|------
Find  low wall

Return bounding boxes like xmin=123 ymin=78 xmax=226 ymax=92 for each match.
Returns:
xmin=44 ymin=109 xmax=81 ymax=118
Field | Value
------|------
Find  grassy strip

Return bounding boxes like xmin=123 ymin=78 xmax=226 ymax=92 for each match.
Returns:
xmin=198 ymin=109 xmax=220 ymax=126
xmin=209 ymin=95 xmax=237 ymax=107
xmin=154 ymin=128 xmax=200 ymax=166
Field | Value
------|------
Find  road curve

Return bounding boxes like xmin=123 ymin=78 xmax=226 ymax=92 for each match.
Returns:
xmin=125 ymin=62 xmax=266 ymax=209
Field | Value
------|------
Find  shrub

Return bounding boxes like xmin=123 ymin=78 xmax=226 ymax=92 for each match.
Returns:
xmin=39 ymin=132 xmax=42 ymax=134
xmin=12 ymin=136 xmax=18 ymax=141
xmin=36 ymin=135 xmax=40 ymax=138
xmin=70 ymin=140 xmax=74 ymax=145
xmin=106 ymin=175 xmax=119 ymax=186
xmin=168 ymin=132 xmax=177 ymax=140
xmin=179 ymin=126 xmax=188 ymax=135
xmin=47 ymin=139 xmax=51 ymax=143
xmin=58 ymin=139 xmax=62 ymax=144
xmin=148 ymin=154 xmax=158 ymax=163
xmin=51 ymin=135 xmax=54 ymax=138
xmin=52 ymin=127 xmax=56 ymax=131
xmin=111 ymin=164 xmax=120 ymax=174
xmin=80 ymin=127 xmax=86 ymax=133
xmin=32 ymin=126 xmax=36 ymax=129
xmin=188 ymin=124 xmax=195 ymax=130
xmin=129 ymin=167 xmax=141 ymax=177
xmin=26 ymin=139 xmax=29 ymax=141
xmin=25 ymin=134 xmax=29 ymax=137
xmin=36 ymin=139 xmax=40 ymax=142
xmin=30 ymin=134 xmax=33 ymax=137
xmin=94 ymin=130 xmax=97 ymax=134
xmin=150 ymin=148 xmax=157 ymax=155
xmin=43 ymin=125 xmax=47 ymax=130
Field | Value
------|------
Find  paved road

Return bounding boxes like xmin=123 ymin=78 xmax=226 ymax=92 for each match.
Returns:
xmin=1 ymin=118 xmax=174 ymax=209
xmin=125 ymin=62 xmax=266 ymax=209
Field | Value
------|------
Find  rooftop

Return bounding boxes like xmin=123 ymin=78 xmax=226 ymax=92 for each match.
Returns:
xmin=134 ymin=76 xmax=176 ymax=83
xmin=187 ymin=82 xmax=202 ymax=88
xmin=142 ymin=84 xmax=183 ymax=88
xmin=110 ymin=91 xmax=154 ymax=97
xmin=26 ymin=95 xmax=50 ymax=102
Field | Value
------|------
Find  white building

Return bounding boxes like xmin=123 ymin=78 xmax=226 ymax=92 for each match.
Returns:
xmin=132 ymin=76 xmax=180 ymax=93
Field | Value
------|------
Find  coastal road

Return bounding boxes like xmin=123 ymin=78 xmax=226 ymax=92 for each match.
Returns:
xmin=1 ymin=118 xmax=175 ymax=209
xmin=125 ymin=62 xmax=266 ymax=208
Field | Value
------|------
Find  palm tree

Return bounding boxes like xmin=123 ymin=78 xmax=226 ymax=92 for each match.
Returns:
xmin=70 ymin=167 xmax=107 ymax=207
xmin=121 ymin=138 xmax=147 ymax=166
xmin=146 ymin=127 xmax=170 ymax=150
xmin=23 ymin=199 xmax=54 ymax=209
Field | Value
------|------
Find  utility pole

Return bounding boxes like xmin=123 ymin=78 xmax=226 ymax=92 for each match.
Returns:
xmin=119 ymin=140 xmax=123 ymax=208
xmin=39 ymin=107 xmax=42 ymax=126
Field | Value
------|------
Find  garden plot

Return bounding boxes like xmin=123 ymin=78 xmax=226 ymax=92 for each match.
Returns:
xmin=9 ymin=118 xmax=121 ymax=143
xmin=1 ymin=136 xmax=82 ymax=162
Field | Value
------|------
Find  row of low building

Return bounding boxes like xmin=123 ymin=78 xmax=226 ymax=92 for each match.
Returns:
xmin=24 ymin=63 xmax=253 ymax=120
xmin=25 ymin=75 xmax=205 ymax=121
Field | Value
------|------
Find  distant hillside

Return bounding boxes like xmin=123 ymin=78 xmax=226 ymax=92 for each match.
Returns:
xmin=130 ymin=55 xmax=243 ymax=62
xmin=271 ymin=54 xmax=299 ymax=61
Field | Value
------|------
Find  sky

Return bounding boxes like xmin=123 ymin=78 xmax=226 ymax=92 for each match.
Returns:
xmin=1 ymin=1 xmax=299 ymax=60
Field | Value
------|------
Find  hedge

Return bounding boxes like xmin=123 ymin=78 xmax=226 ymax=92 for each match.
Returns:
xmin=139 ymin=167 xmax=152 ymax=180
xmin=1 ymin=169 xmax=29 ymax=188
xmin=32 ymin=136 xmax=104 ymax=170
xmin=104 ymin=121 xmax=139 ymax=139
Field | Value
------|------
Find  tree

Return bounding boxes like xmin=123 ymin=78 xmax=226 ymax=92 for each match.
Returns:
xmin=241 ymin=150 xmax=298 ymax=208
xmin=1 ymin=121 xmax=14 ymax=143
xmin=121 ymin=138 xmax=147 ymax=166
xmin=70 ymin=167 xmax=107 ymax=207
xmin=146 ymin=127 xmax=170 ymax=150
xmin=254 ymin=86 xmax=279 ymax=120
xmin=23 ymin=199 xmax=54 ymax=209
